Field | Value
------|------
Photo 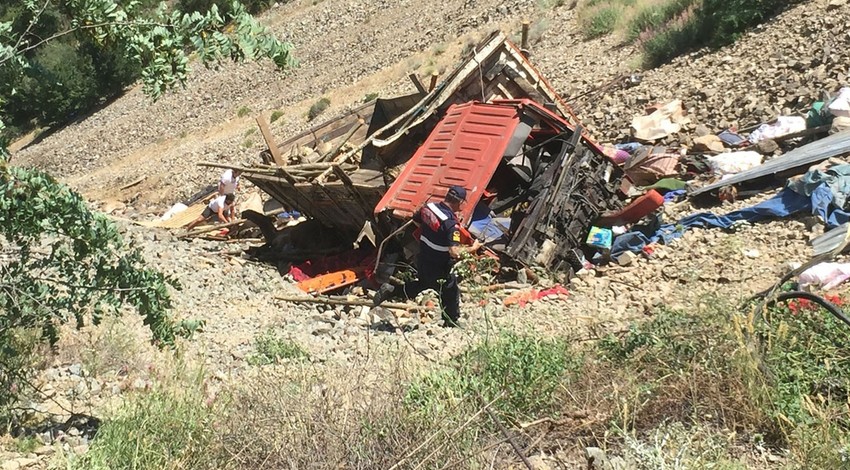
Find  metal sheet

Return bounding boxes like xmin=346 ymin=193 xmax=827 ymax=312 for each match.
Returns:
xmin=373 ymin=101 xmax=521 ymax=222
xmin=812 ymin=222 xmax=850 ymax=256
xmin=690 ymin=130 xmax=850 ymax=196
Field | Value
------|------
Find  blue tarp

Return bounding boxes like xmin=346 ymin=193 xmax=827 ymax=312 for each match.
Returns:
xmin=611 ymin=184 xmax=850 ymax=258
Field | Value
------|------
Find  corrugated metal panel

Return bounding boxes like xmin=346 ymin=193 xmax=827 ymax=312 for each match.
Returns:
xmin=690 ymin=130 xmax=850 ymax=196
xmin=812 ymin=222 xmax=850 ymax=256
xmin=374 ymin=101 xmax=522 ymax=222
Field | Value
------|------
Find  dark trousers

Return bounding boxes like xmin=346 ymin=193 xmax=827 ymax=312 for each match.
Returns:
xmin=402 ymin=272 xmax=460 ymax=324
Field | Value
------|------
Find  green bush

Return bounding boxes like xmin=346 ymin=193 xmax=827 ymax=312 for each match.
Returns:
xmin=236 ymin=105 xmax=251 ymax=117
xmin=270 ymin=110 xmax=285 ymax=122
xmin=626 ymin=0 xmax=696 ymax=41
xmin=24 ymin=42 xmax=99 ymax=125
xmin=307 ymin=97 xmax=331 ymax=121
xmin=71 ymin=386 xmax=213 ymax=469
xmin=406 ymin=332 xmax=574 ymax=420
xmin=0 ymin=165 xmax=178 ymax=425
xmin=247 ymin=329 xmax=308 ymax=365
xmin=582 ymin=6 xmax=622 ymax=39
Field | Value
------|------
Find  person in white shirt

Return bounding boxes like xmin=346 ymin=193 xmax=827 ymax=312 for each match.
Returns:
xmin=218 ymin=169 xmax=241 ymax=195
xmin=217 ymin=168 xmax=241 ymax=219
xmin=185 ymin=194 xmax=236 ymax=230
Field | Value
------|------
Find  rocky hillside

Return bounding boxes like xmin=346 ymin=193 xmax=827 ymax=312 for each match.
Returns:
xmin=13 ymin=0 xmax=850 ymax=214
xmin=4 ymin=0 xmax=850 ymax=467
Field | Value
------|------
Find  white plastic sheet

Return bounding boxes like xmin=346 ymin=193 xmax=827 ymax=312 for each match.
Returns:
xmin=748 ymin=116 xmax=807 ymax=143
xmin=799 ymin=262 xmax=850 ymax=290
xmin=706 ymin=151 xmax=764 ymax=175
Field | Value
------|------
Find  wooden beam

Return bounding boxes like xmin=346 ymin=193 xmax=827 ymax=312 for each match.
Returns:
xmin=320 ymin=118 xmax=365 ymax=162
xmin=256 ymin=116 xmax=286 ymax=166
xmin=428 ymin=71 xmax=440 ymax=92
xmin=408 ymin=72 xmax=427 ymax=94
xmin=181 ymin=208 xmax=287 ymax=238
xmin=275 ymin=295 xmax=428 ymax=312
xmin=520 ymin=20 xmax=530 ymax=51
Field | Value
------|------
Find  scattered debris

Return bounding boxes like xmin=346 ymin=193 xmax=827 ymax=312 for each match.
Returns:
xmin=159 ymin=26 xmax=850 ymax=321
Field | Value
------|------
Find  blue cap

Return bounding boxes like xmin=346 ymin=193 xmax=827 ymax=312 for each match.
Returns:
xmin=446 ymin=185 xmax=467 ymax=202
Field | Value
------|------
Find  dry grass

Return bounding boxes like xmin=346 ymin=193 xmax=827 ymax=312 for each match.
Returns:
xmin=209 ymin=357 xmax=493 ymax=469
xmin=59 ymin=292 xmax=850 ymax=469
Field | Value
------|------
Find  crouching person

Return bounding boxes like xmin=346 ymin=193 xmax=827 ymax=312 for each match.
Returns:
xmin=186 ymin=193 xmax=236 ymax=230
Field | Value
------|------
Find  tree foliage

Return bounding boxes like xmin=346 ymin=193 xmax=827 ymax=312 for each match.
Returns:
xmin=0 ymin=0 xmax=295 ymax=422
xmin=0 ymin=162 xmax=180 ymax=421
xmin=0 ymin=0 xmax=294 ymax=142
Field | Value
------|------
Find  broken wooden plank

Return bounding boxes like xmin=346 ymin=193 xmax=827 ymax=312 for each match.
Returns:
xmin=275 ymin=294 xmax=428 ymax=312
xmin=429 ymin=71 xmax=440 ymax=92
xmin=409 ymin=72 xmax=427 ymax=94
xmin=320 ymin=118 xmax=365 ymax=162
xmin=256 ymin=116 xmax=286 ymax=166
xmin=180 ymin=207 xmax=287 ymax=238
xmin=120 ymin=176 xmax=146 ymax=191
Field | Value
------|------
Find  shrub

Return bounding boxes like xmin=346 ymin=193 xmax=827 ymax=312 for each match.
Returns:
xmin=269 ymin=110 xmax=284 ymax=122
xmin=626 ymin=0 xmax=696 ymax=42
xmin=582 ymin=6 xmax=622 ymax=39
xmin=363 ymin=93 xmax=379 ymax=102
xmin=71 ymin=382 xmax=213 ymax=469
xmin=407 ymin=332 xmax=575 ymax=420
xmin=210 ymin=365 xmax=485 ymax=469
xmin=307 ymin=97 xmax=331 ymax=121
xmin=0 ymin=165 xmax=177 ymax=425
xmin=247 ymin=329 xmax=308 ymax=365
xmin=24 ymin=42 xmax=99 ymax=125
xmin=236 ymin=105 xmax=251 ymax=117
xmin=594 ymin=295 xmax=850 ymax=466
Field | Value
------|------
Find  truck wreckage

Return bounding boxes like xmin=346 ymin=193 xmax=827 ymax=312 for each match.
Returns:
xmin=220 ymin=32 xmax=628 ymax=295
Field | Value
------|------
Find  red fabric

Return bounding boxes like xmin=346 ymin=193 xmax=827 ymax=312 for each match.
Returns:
xmin=503 ymin=284 xmax=570 ymax=307
xmin=289 ymin=249 xmax=376 ymax=282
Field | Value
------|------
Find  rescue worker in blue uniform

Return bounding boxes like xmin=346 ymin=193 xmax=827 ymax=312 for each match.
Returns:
xmin=374 ymin=185 xmax=481 ymax=326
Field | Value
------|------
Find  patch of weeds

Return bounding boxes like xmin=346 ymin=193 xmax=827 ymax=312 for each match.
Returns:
xmin=2 ymin=328 xmax=50 ymax=426
xmin=248 ymin=329 xmax=308 ymax=365
xmin=460 ymin=37 xmax=478 ymax=57
xmin=243 ymin=128 xmax=256 ymax=137
xmin=179 ymin=130 xmax=188 ymax=139
xmin=626 ymin=0 xmax=696 ymax=42
xmin=638 ymin=12 xmax=701 ymax=67
xmin=270 ymin=110 xmax=284 ymax=123
xmin=598 ymin=307 xmax=701 ymax=363
xmin=307 ymin=97 xmax=330 ymax=121
xmin=174 ymin=318 xmax=205 ymax=339
xmin=13 ymin=435 xmax=39 ymax=454
xmin=527 ymin=19 xmax=550 ymax=45
xmin=71 ymin=373 xmax=213 ymax=469
xmin=757 ymin=297 xmax=850 ymax=429
xmin=581 ymin=5 xmax=622 ymax=38
xmin=241 ymin=138 xmax=255 ymax=149
xmin=406 ymin=332 xmax=575 ymax=420
xmin=363 ymin=92 xmax=379 ymax=102
xmin=236 ymin=106 xmax=251 ymax=118
xmin=537 ymin=0 xmax=566 ymax=9
xmin=79 ymin=317 xmax=143 ymax=377
xmin=431 ymin=42 xmax=447 ymax=56
xmin=615 ymin=422 xmax=749 ymax=468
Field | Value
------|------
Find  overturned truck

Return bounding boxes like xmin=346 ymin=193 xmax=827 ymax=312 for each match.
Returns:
xmin=242 ymin=32 xmax=627 ymax=282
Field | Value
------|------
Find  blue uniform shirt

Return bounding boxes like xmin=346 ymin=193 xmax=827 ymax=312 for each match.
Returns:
xmin=416 ymin=202 xmax=461 ymax=279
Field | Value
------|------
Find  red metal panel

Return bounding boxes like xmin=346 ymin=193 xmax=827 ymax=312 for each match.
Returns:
xmin=374 ymin=102 xmax=521 ymax=224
